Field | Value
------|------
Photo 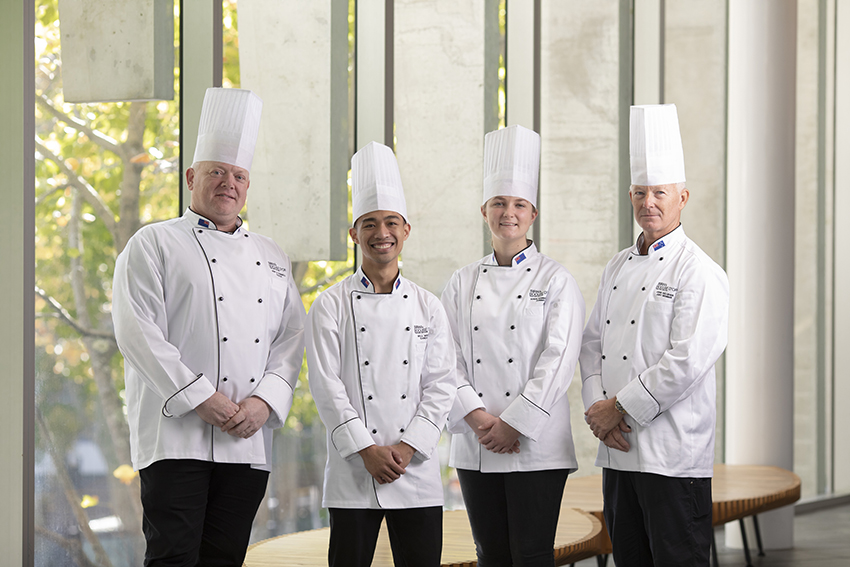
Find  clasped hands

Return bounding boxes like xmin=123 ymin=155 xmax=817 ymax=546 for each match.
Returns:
xmin=465 ymin=409 xmax=521 ymax=454
xmin=584 ymin=398 xmax=631 ymax=452
xmin=195 ymin=391 xmax=271 ymax=439
xmin=359 ymin=442 xmax=416 ymax=485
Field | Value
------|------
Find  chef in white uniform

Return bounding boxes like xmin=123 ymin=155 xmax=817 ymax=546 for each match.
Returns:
xmin=441 ymin=125 xmax=585 ymax=567
xmin=580 ymin=104 xmax=729 ymax=566
xmin=306 ymin=141 xmax=456 ymax=567
xmin=112 ymin=88 xmax=305 ymax=567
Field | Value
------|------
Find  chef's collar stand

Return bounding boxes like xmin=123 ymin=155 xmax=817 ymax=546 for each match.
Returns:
xmin=630 ymin=225 xmax=685 ymax=259
xmin=354 ymin=266 xmax=407 ymax=295
xmin=485 ymin=241 xmax=539 ymax=268
xmin=184 ymin=208 xmax=245 ymax=234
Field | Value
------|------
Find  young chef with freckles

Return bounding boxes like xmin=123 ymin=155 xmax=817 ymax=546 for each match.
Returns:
xmin=306 ymin=141 xmax=456 ymax=567
xmin=441 ymin=125 xmax=586 ymax=567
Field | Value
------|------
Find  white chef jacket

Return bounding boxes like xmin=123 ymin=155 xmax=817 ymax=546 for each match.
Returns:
xmin=441 ymin=243 xmax=585 ymax=473
xmin=112 ymin=209 xmax=306 ymax=472
xmin=306 ymin=268 xmax=456 ymax=509
xmin=580 ymin=226 xmax=728 ymax=478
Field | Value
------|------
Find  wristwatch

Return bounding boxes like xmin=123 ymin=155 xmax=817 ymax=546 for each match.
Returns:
xmin=614 ymin=399 xmax=627 ymax=415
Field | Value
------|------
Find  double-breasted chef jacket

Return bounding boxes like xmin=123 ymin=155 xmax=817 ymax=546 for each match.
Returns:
xmin=580 ymin=226 xmax=728 ymax=478
xmin=112 ymin=208 xmax=306 ymax=472
xmin=306 ymin=268 xmax=456 ymax=510
xmin=441 ymin=243 xmax=585 ymax=473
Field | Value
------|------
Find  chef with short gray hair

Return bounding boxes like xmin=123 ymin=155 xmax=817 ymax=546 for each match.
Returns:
xmin=581 ymin=104 xmax=729 ymax=566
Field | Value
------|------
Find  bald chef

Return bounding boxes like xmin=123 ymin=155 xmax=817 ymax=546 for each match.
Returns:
xmin=113 ymin=88 xmax=305 ymax=566
xmin=306 ymin=142 xmax=456 ymax=567
xmin=580 ymin=104 xmax=729 ymax=566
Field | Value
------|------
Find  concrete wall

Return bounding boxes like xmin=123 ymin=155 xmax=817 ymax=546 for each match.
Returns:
xmin=394 ymin=0 xmax=500 ymax=293
xmin=240 ymin=0 xmax=350 ymax=262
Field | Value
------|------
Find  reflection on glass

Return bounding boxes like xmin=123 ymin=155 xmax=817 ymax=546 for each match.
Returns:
xmin=34 ymin=0 xmax=179 ymax=563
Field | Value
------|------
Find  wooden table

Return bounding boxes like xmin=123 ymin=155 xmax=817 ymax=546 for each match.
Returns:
xmin=561 ymin=464 xmax=801 ymax=564
xmin=563 ymin=464 xmax=801 ymax=526
xmin=244 ymin=507 xmax=604 ymax=567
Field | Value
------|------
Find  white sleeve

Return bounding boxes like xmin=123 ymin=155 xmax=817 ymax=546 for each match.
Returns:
xmin=616 ymin=262 xmax=729 ymax=426
xmin=306 ymin=292 xmax=375 ymax=460
xmin=499 ymin=274 xmax=586 ymax=441
xmin=580 ymin=269 xmax=608 ymax=411
xmin=112 ymin=232 xmax=215 ymax=418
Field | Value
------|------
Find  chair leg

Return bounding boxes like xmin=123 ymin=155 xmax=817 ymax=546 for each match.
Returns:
xmin=739 ymin=518 xmax=754 ymax=567
xmin=752 ymin=514 xmax=766 ymax=557
xmin=596 ymin=554 xmax=609 ymax=567
xmin=711 ymin=529 xmax=719 ymax=567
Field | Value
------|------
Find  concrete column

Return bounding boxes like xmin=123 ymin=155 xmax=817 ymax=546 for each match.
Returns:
xmin=633 ymin=0 xmax=663 ymax=106
xmin=239 ymin=0 xmax=349 ymax=262
xmin=538 ymin=0 xmax=625 ymax=471
xmin=834 ymin=0 xmax=850 ymax=494
xmin=180 ymin=0 xmax=221 ymax=208
xmin=725 ymin=0 xmax=796 ymax=549
xmin=394 ymin=0 xmax=500 ymax=293
xmin=57 ymin=0 xmax=174 ymax=103
xmin=506 ymin=0 xmax=537 ymax=131
xmin=793 ymin=0 xmax=835 ymax=500
xmin=1 ymin=2 xmax=34 ymax=564
xmin=631 ymin=0 xmax=663 ymax=242
xmin=664 ymin=0 xmax=728 ymax=462
xmin=356 ymin=0 xmax=392 ymax=149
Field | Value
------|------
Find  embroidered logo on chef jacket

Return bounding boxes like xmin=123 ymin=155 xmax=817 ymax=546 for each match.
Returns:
xmin=655 ymin=282 xmax=678 ymax=300
xmin=361 ymin=276 xmax=370 ymax=288
xmin=395 ymin=279 xmax=401 ymax=289
xmin=529 ymin=289 xmax=548 ymax=303
xmin=414 ymin=325 xmax=430 ymax=340
xmin=653 ymin=240 xmax=666 ymax=251
xmin=197 ymin=218 xmax=210 ymax=228
xmin=514 ymin=252 xmax=527 ymax=265
xmin=268 ymin=261 xmax=288 ymax=279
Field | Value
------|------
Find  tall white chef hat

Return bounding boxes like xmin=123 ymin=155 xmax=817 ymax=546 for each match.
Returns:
xmin=482 ymin=124 xmax=541 ymax=208
xmin=192 ymin=88 xmax=263 ymax=171
xmin=351 ymin=142 xmax=408 ymax=226
xmin=630 ymin=104 xmax=686 ymax=186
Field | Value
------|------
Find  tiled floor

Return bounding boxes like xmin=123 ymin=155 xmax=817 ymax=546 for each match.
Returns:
xmin=571 ymin=503 xmax=850 ymax=566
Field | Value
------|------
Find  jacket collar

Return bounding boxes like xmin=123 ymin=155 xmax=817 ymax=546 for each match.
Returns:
xmin=183 ymin=208 xmax=244 ymax=234
xmin=353 ymin=266 xmax=406 ymax=294
xmin=485 ymin=241 xmax=539 ymax=267
xmin=633 ymin=224 xmax=685 ymax=257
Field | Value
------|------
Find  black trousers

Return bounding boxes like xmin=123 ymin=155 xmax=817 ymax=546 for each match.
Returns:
xmin=457 ymin=468 xmax=570 ymax=567
xmin=139 ymin=459 xmax=269 ymax=567
xmin=327 ymin=506 xmax=443 ymax=567
xmin=603 ymin=468 xmax=712 ymax=567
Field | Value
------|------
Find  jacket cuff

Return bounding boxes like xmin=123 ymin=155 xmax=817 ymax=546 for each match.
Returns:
xmin=250 ymin=372 xmax=296 ymax=429
xmin=400 ymin=415 xmax=442 ymax=460
xmin=331 ymin=418 xmax=375 ymax=460
xmin=163 ymin=374 xmax=217 ymax=418
xmin=581 ymin=374 xmax=606 ymax=411
xmin=446 ymin=384 xmax=484 ymax=434
xmin=499 ymin=395 xmax=549 ymax=442
xmin=615 ymin=377 xmax=661 ymax=427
